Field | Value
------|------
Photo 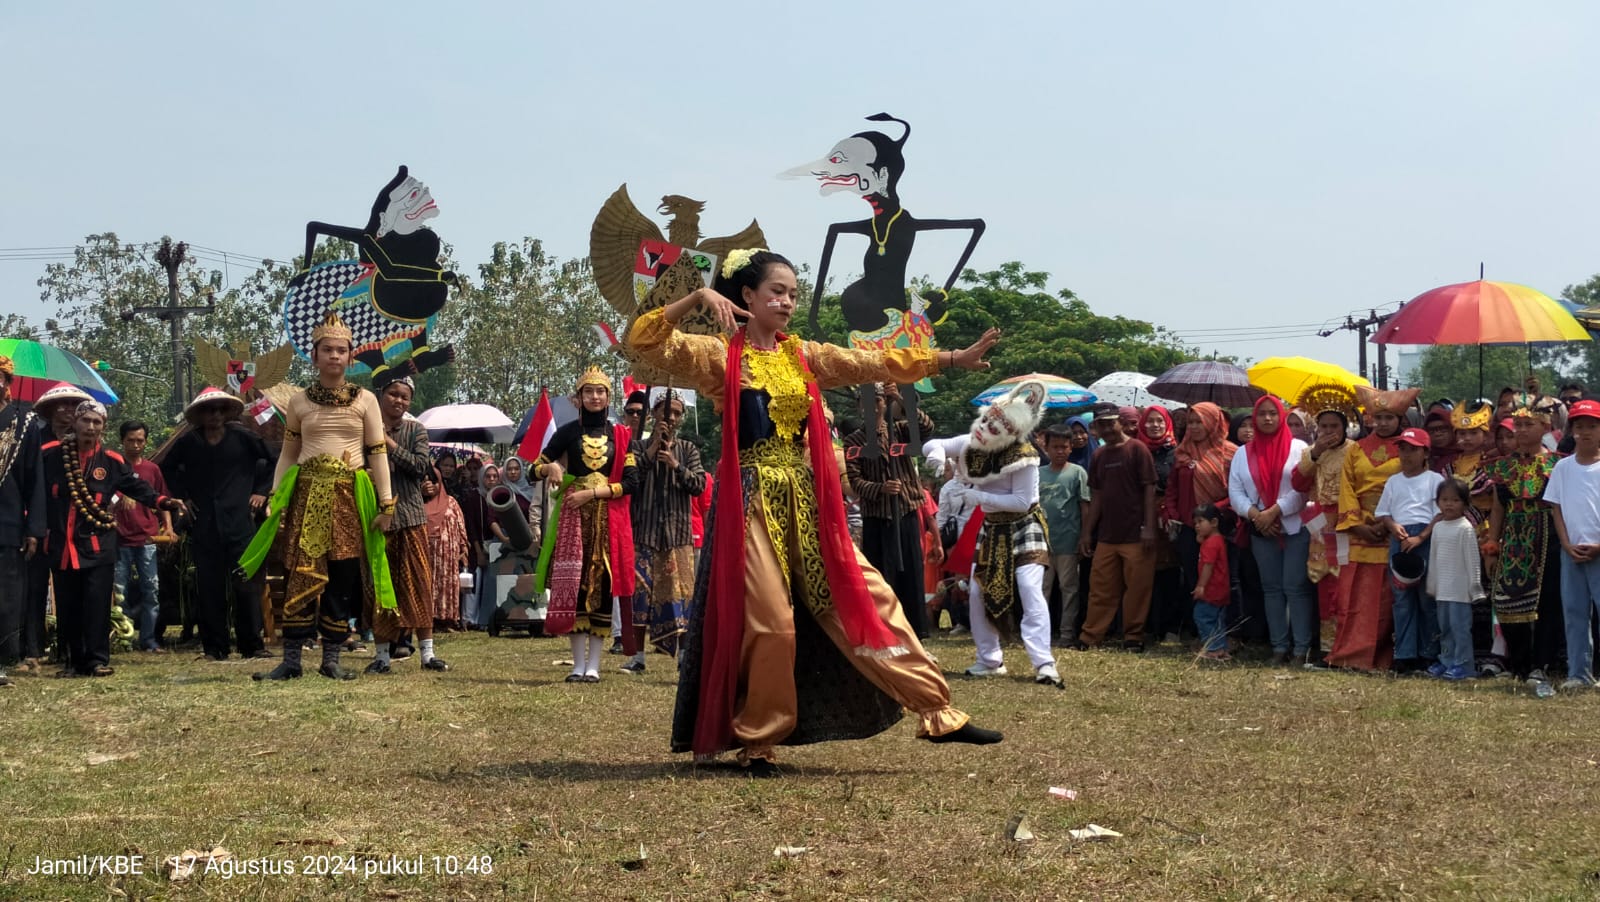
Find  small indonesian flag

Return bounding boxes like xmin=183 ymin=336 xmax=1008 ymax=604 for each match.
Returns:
xmin=246 ymin=395 xmax=275 ymax=425
xmin=592 ymin=322 xmax=618 ymax=353
xmin=517 ymin=387 xmax=557 ymax=462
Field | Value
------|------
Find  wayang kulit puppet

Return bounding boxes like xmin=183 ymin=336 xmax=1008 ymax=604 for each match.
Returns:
xmin=590 ymin=184 xmax=766 ymax=384
xmin=280 ymin=166 xmax=457 ymax=386
xmin=781 ymin=113 xmax=985 ymax=454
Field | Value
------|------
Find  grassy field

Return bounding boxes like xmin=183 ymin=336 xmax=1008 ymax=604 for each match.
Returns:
xmin=3 ymin=631 xmax=1600 ymax=901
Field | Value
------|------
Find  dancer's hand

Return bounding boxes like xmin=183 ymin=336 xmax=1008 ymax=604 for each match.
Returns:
xmin=948 ymin=328 xmax=1001 ymax=370
xmin=543 ymin=462 xmax=565 ymax=485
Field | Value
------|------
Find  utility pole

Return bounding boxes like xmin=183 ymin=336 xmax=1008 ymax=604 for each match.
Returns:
xmin=122 ymin=238 xmax=215 ymax=419
xmin=1320 ymin=308 xmax=1396 ymax=389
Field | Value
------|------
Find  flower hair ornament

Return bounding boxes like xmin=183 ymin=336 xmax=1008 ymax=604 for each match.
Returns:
xmin=720 ymin=248 xmax=768 ymax=281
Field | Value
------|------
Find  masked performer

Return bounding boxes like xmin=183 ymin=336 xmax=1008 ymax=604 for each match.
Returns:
xmin=923 ymin=383 xmax=1058 ymax=686
xmin=0 ymin=356 xmax=44 ymax=683
xmin=161 ymin=388 xmax=275 ymax=662
xmin=622 ymin=388 xmax=705 ymax=673
xmin=42 ymin=401 xmax=185 ymax=676
xmin=533 ymin=366 xmax=639 ymax=683
xmin=629 ymin=248 xmax=1003 ymax=774
xmin=1329 ymin=386 xmax=1417 ymax=671
xmin=242 ymin=311 xmax=396 ymax=681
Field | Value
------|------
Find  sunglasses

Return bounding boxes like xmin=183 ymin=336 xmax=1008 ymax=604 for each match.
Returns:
xmin=625 ymin=407 xmax=645 ymax=416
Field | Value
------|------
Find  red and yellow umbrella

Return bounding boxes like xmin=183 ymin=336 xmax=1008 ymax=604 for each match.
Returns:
xmin=1372 ymin=280 xmax=1590 ymax=346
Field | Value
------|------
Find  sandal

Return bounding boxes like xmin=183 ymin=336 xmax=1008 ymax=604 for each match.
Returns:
xmin=90 ymin=665 xmax=115 ymax=677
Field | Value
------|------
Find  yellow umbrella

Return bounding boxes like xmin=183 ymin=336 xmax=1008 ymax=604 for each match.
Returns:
xmin=1247 ymin=356 xmax=1370 ymax=406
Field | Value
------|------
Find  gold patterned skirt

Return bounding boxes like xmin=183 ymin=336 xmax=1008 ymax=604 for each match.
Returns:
xmin=271 ymin=456 xmax=366 ymax=620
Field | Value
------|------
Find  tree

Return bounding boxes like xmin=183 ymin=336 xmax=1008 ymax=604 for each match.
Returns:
xmin=1410 ymin=345 xmax=1561 ymax=405
xmin=0 ymin=314 xmax=39 ymax=341
xmin=439 ymin=238 xmax=623 ymax=423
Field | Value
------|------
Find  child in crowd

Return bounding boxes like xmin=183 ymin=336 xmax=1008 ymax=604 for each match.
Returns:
xmin=1545 ymin=399 xmax=1600 ymax=691
xmin=1426 ymin=478 xmax=1482 ymax=681
xmin=1376 ymin=428 xmax=1445 ymax=674
xmin=1191 ymin=505 xmax=1231 ymax=661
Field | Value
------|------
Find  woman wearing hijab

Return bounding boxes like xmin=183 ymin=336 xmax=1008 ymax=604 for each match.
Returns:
xmin=1067 ymin=415 xmax=1096 ymax=470
xmin=423 ymin=467 xmax=469 ymax=630
xmin=1164 ymin=403 xmax=1238 ymax=620
xmin=1228 ymin=396 xmax=1315 ymax=664
xmin=501 ymin=455 xmax=535 ymax=516
xmin=1140 ymin=407 xmax=1185 ymax=642
xmin=468 ymin=463 xmax=504 ymax=628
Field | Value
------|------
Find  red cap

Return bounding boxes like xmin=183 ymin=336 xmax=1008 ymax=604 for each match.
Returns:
xmin=1496 ymin=417 xmax=1515 ymax=433
xmin=1396 ymin=427 xmax=1431 ymax=448
xmin=1568 ymin=399 xmax=1600 ymax=423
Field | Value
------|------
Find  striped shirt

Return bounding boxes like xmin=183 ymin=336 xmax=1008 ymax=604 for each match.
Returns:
xmin=845 ymin=410 xmax=935 ymax=521
xmin=630 ymin=437 xmax=706 ymax=550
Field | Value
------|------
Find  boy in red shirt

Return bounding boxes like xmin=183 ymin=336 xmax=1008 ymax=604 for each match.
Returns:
xmin=1192 ymin=504 xmax=1231 ymax=660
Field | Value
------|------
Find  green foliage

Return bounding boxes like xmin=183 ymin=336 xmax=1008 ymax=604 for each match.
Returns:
xmin=915 ymin=262 xmax=1194 ymax=433
xmin=434 ymin=238 xmax=624 ymax=423
xmin=1410 ymin=345 xmax=1561 ymax=404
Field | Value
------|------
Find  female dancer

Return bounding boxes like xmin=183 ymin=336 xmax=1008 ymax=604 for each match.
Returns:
xmin=629 ymin=249 xmax=1002 ymax=774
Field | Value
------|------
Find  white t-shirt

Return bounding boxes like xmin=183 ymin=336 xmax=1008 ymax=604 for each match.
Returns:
xmin=1545 ymin=455 xmax=1600 ymax=546
xmin=1375 ymin=469 xmax=1444 ymax=527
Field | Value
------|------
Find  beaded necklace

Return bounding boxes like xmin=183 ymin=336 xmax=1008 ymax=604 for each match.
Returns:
xmin=62 ymin=438 xmax=117 ymax=530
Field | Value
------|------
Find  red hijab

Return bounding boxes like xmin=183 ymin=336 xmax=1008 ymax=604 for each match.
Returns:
xmin=1246 ymin=395 xmax=1293 ymax=506
xmin=1138 ymin=406 xmax=1175 ymax=450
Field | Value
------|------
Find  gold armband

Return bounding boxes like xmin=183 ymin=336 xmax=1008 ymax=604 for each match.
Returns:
xmin=365 ymin=442 xmax=387 ymax=456
xmin=284 ymin=428 xmax=302 ymax=440
xmin=609 ymin=483 xmax=623 ymax=498
xmin=379 ymin=498 xmax=398 ymax=515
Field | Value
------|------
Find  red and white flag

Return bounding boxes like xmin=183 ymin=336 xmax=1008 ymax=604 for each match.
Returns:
xmin=591 ymin=322 xmax=618 ymax=353
xmin=246 ymin=395 xmax=276 ymax=425
xmin=517 ymin=387 xmax=557 ymax=462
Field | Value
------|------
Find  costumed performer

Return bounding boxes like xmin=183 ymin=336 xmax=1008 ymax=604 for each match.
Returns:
xmin=1288 ymin=385 xmax=1356 ymax=663
xmin=923 ymin=384 xmax=1059 ymax=686
xmin=42 ymin=401 xmax=186 ymax=676
xmin=532 ymin=366 xmax=639 ymax=683
xmin=366 ymin=375 xmax=449 ymax=674
xmin=628 ymin=248 xmax=1003 ymax=775
xmin=242 ymin=311 xmax=397 ymax=681
xmin=622 ymin=387 xmax=705 ymax=672
xmin=1328 ymin=385 xmax=1415 ymax=671
xmin=1485 ymin=396 xmax=1561 ymax=683
xmin=0 ymin=354 xmax=44 ymax=683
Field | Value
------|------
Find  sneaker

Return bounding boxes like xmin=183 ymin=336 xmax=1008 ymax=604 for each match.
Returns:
xmin=1426 ymin=662 xmax=1448 ymax=678
xmin=1034 ymin=663 xmax=1061 ymax=686
xmin=1559 ymin=677 xmax=1594 ymax=692
xmin=948 ymin=625 xmax=969 ymax=637
xmin=608 ymin=640 xmax=624 ymax=655
xmin=964 ymin=662 xmax=1008 ymax=677
xmin=364 ymin=659 xmax=392 ymax=675
xmin=620 ymin=659 xmax=646 ymax=674
xmin=1528 ymin=668 xmax=1548 ymax=683
xmin=422 ymin=657 xmax=450 ymax=672
xmin=1441 ymin=665 xmax=1475 ymax=682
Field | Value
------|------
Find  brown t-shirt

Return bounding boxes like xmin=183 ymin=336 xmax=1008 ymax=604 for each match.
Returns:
xmin=1088 ymin=439 xmax=1157 ymax=544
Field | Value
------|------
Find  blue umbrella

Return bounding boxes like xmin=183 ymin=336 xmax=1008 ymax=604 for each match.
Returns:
xmin=971 ymin=373 xmax=1096 ymax=409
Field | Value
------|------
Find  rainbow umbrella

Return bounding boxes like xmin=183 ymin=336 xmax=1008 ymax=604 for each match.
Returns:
xmin=0 ymin=338 xmax=119 ymax=404
xmin=971 ymin=373 xmax=1096 ymax=409
xmin=1372 ymin=280 xmax=1590 ymax=346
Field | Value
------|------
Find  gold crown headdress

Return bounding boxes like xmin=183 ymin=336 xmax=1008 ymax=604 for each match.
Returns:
xmin=1508 ymin=392 xmax=1552 ymax=424
xmin=311 ymin=310 xmax=354 ymax=346
xmin=1296 ymin=382 xmax=1358 ymax=422
xmin=1451 ymin=400 xmax=1493 ymax=431
xmin=575 ymin=365 xmax=613 ymax=394
xmin=1354 ymin=384 xmax=1419 ymax=417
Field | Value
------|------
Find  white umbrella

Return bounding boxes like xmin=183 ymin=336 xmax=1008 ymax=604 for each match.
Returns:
xmin=1086 ymin=372 xmax=1159 ymax=409
xmin=417 ymin=403 xmax=516 ymax=444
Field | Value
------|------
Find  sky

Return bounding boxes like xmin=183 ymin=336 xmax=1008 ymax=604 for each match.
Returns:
xmin=3 ymin=0 xmax=1598 ymax=384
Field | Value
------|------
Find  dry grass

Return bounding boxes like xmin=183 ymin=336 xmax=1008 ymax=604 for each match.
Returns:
xmin=3 ymin=633 xmax=1600 ymax=901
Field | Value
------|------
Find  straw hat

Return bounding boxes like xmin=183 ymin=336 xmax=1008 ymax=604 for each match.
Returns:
xmin=184 ymin=386 xmax=244 ymax=424
xmin=33 ymin=383 xmax=93 ymax=419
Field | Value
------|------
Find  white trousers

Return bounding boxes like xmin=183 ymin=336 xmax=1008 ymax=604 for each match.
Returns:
xmin=969 ymin=562 xmax=1054 ymax=670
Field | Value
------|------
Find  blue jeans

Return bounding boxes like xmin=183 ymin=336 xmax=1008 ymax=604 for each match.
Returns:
xmin=113 ymin=544 xmax=160 ymax=650
xmin=1250 ymin=530 xmax=1316 ymax=656
xmin=1559 ymin=554 xmax=1600 ymax=682
xmin=1194 ymin=601 xmax=1228 ymax=653
xmin=1390 ymin=524 xmax=1438 ymax=661
xmin=1436 ymin=600 xmax=1474 ymax=671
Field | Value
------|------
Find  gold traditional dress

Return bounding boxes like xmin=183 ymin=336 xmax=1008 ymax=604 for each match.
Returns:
xmin=629 ymin=307 xmax=970 ymax=762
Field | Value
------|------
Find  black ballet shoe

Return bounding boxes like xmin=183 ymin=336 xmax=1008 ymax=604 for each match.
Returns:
xmin=318 ymin=664 xmax=358 ymax=681
xmin=924 ymin=723 xmax=1004 ymax=745
xmin=364 ymin=660 xmax=391 ymax=675
xmin=744 ymin=759 xmax=782 ymax=778
xmin=253 ymin=663 xmax=302 ymax=681
xmin=564 ymin=673 xmax=584 ymax=683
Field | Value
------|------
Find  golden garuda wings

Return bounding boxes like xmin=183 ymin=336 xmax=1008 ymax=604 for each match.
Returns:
xmin=589 ymin=183 xmax=765 ymax=382
xmin=193 ymin=337 xmax=295 ymax=398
